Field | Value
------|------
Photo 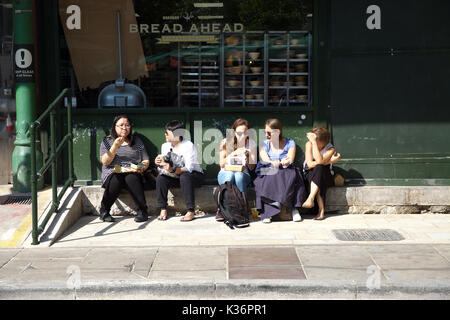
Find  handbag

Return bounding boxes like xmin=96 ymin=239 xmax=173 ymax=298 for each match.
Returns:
xmin=157 ymin=150 xmax=185 ymax=178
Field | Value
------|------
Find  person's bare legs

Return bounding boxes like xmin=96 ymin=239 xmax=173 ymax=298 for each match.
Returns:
xmin=158 ymin=209 xmax=168 ymax=220
xmin=314 ymin=193 xmax=325 ymax=220
xmin=302 ymin=181 xmax=319 ymax=208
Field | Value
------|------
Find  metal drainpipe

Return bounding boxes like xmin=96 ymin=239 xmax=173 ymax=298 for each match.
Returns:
xmin=11 ymin=0 xmax=43 ymax=192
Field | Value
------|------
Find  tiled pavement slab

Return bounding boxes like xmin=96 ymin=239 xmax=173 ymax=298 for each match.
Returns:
xmin=79 ymin=248 xmax=158 ymax=280
xmin=0 ymin=249 xmax=20 ymax=267
xmin=295 ymin=246 xmax=380 ymax=281
xmin=366 ymin=245 xmax=450 ymax=269
xmin=0 ymin=248 xmax=90 ymax=282
xmin=433 ymin=245 xmax=450 ymax=262
xmin=148 ymin=247 xmax=227 ymax=280
xmin=11 ymin=248 xmax=90 ymax=260
xmin=228 ymin=247 xmax=306 ymax=280
xmin=228 ymin=266 xmax=306 ymax=280
xmin=366 ymin=245 xmax=450 ymax=281
xmin=0 ymin=248 xmax=157 ymax=282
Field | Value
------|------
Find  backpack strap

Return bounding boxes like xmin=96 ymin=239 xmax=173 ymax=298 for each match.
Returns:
xmin=213 ymin=184 xmax=227 ymax=208
xmin=239 ymin=187 xmax=249 ymax=212
xmin=218 ymin=187 xmax=235 ymax=230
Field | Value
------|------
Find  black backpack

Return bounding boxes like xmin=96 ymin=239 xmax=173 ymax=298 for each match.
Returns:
xmin=213 ymin=182 xmax=250 ymax=229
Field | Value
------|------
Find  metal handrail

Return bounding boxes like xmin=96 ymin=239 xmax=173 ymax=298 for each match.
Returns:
xmin=30 ymin=88 xmax=74 ymax=245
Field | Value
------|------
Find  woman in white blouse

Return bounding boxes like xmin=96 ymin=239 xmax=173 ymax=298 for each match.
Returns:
xmin=154 ymin=120 xmax=203 ymax=221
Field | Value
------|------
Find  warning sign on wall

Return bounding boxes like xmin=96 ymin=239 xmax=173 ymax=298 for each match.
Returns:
xmin=14 ymin=45 xmax=35 ymax=83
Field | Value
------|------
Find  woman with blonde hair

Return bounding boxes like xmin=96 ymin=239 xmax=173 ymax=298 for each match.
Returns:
xmin=302 ymin=126 xmax=341 ymax=220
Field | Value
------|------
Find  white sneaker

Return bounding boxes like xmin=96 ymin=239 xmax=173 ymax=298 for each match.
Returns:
xmin=292 ymin=209 xmax=302 ymax=222
xmin=263 ymin=218 xmax=272 ymax=224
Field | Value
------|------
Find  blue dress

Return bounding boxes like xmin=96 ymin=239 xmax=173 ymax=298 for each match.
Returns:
xmin=254 ymin=138 xmax=307 ymax=219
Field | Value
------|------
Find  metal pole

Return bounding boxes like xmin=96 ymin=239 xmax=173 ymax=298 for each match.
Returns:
xmin=12 ymin=0 xmax=43 ymax=192
xmin=67 ymin=90 xmax=74 ymax=185
xmin=30 ymin=124 xmax=38 ymax=245
xmin=50 ymin=109 xmax=57 ymax=211
xmin=116 ymin=11 xmax=123 ymax=79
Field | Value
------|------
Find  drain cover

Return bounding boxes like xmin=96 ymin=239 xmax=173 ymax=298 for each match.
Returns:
xmin=332 ymin=229 xmax=404 ymax=241
xmin=0 ymin=195 xmax=32 ymax=205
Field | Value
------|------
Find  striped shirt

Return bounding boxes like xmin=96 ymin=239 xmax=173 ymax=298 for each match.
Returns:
xmin=99 ymin=135 xmax=149 ymax=187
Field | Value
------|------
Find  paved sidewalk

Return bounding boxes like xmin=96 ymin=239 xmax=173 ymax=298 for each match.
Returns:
xmin=0 ymin=186 xmax=52 ymax=248
xmin=1 ymin=183 xmax=449 ymax=299
xmin=0 ymin=244 xmax=449 ymax=299
xmin=29 ymin=212 xmax=450 ymax=247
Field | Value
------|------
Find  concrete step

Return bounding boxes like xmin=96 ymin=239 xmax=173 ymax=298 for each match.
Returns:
xmin=79 ymin=185 xmax=450 ymax=217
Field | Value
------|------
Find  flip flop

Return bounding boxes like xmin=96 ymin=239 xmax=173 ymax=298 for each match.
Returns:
xmin=180 ymin=213 xmax=195 ymax=222
xmin=313 ymin=216 xmax=325 ymax=221
xmin=157 ymin=211 xmax=168 ymax=221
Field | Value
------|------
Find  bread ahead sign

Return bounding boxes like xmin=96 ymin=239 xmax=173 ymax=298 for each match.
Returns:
xmin=130 ymin=2 xmax=243 ymax=44
xmin=64 ymin=2 xmax=243 ymax=44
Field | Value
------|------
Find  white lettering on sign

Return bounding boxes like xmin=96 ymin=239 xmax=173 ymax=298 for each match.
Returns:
xmin=129 ymin=23 xmax=244 ymax=35
xmin=366 ymin=5 xmax=381 ymax=30
xmin=66 ymin=5 xmax=81 ymax=30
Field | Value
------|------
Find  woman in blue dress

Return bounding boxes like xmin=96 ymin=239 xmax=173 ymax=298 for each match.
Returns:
xmin=254 ymin=119 xmax=306 ymax=223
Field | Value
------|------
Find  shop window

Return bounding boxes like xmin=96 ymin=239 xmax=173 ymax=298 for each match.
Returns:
xmin=0 ymin=1 xmax=14 ymax=119
xmin=0 ymin=0 xmax=15 ymax=185
xmin=59 ymin=0 xmax=313 ymax=108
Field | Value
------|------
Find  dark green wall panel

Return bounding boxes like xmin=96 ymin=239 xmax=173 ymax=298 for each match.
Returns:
xmin=327 ymin=0 xmax=450 ymax=184
xmin=331 ymin=0 xmax=450 ymax=50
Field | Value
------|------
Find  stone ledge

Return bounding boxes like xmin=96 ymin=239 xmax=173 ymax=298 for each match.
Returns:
xmin=1 ymin=280 xmax=449 ymax=300
xmin=81 ymin=185 xmax=222 ymax=216
xmin=79 ymin=185 xmax=450 ymax=217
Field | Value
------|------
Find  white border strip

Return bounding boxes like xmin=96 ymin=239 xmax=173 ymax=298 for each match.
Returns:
xmin=198 ymin=15 xmax=224 ymax=20
xmin=194 ymin=3 xmax=224 ymax=8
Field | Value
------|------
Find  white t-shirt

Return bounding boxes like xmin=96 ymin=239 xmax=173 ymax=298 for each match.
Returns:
xmin=161 ymin=140 xmax=203 ymax=173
